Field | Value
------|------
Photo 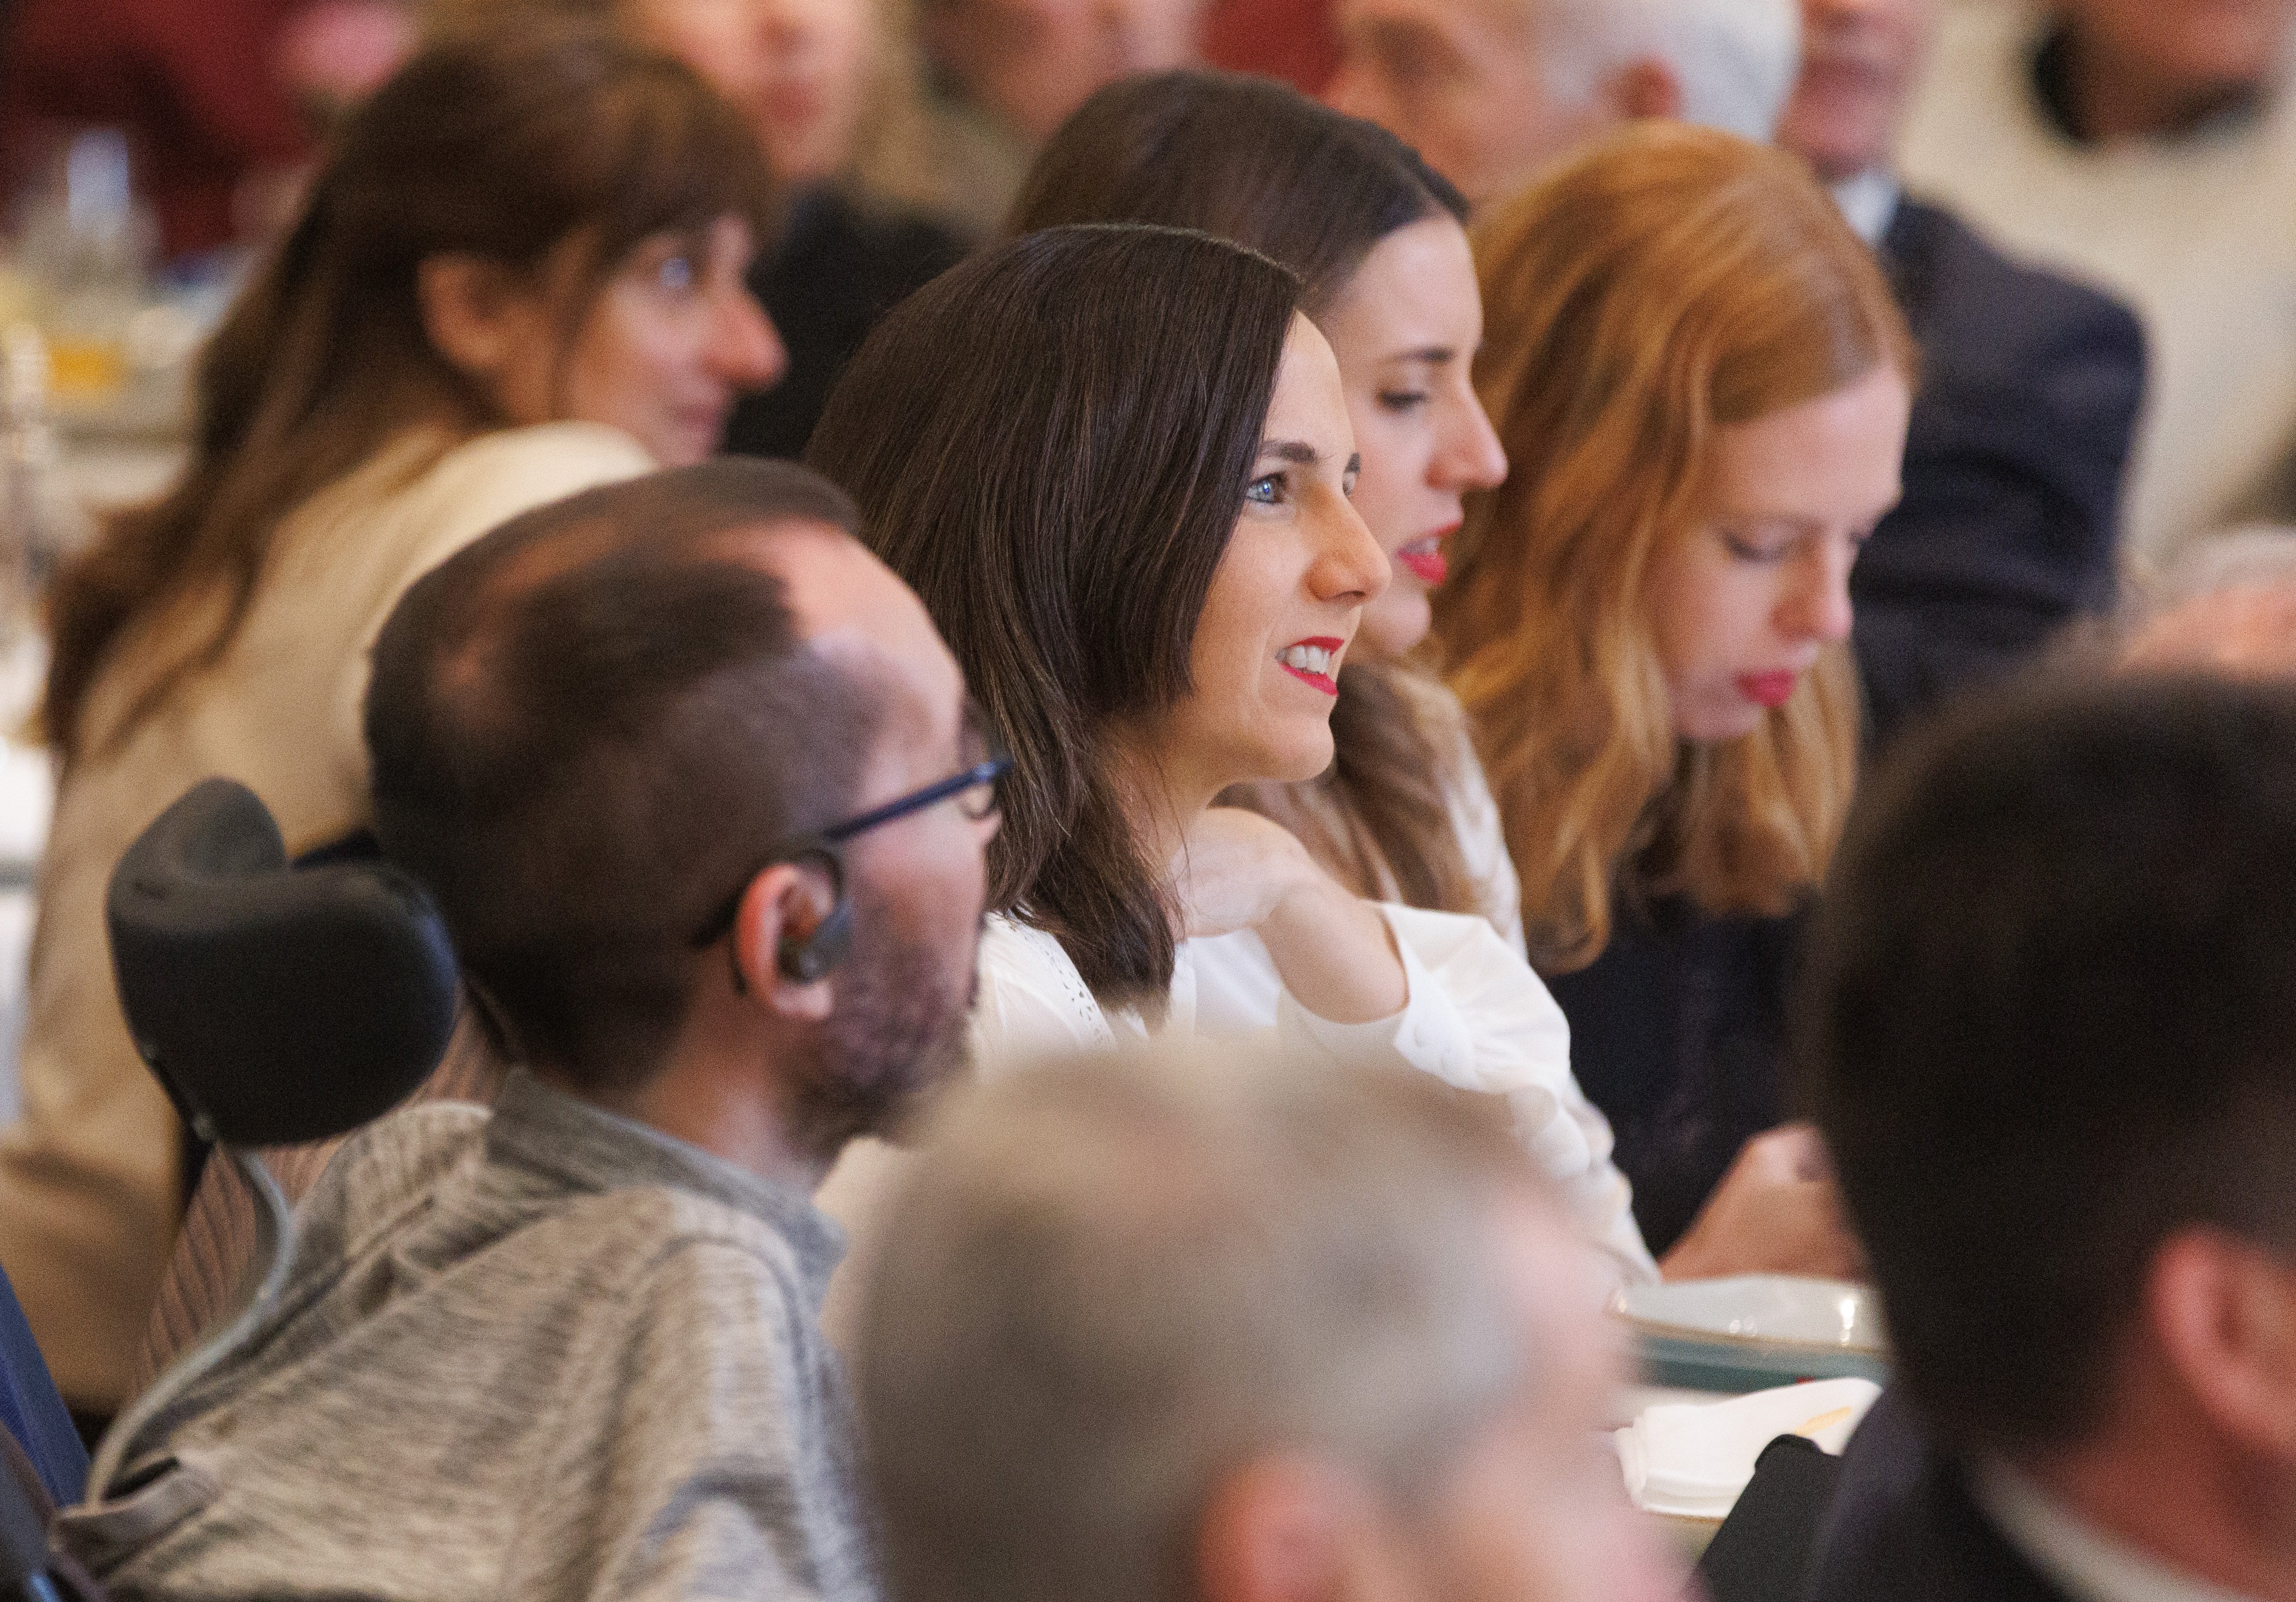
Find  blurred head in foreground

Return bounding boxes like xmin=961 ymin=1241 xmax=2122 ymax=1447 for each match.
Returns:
xmin=1804 ymin=673 xmax=2296 ymax=1586
xmin=856 ymin=1047 xmax=1681 ymax=1602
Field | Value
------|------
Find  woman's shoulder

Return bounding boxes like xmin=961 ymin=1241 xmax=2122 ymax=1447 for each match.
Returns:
xmin=972 ymin=913 xmax=1118 ymax=1064
xmin=419 ymin=422 xmax=657 ymax=504
xmin=294 ymin=423 xmax=656 ymax=602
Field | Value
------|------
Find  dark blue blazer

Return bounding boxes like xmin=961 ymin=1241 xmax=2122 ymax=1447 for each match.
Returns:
xmin=1854 ymin=196 xmax=2146 ymax=747
xmin=1800 ymin=1389 xmax=2072 ymax=1602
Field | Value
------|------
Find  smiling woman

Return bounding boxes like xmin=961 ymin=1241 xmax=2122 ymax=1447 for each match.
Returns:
xmin=1009 ymin=71 xmax=1521 ymax=947
xmin=805 ymin=222 xmax=1658 ymax=1301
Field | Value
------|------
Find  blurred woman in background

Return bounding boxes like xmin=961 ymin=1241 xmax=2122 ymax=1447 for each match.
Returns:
xmin=0 ymin=23 xmax=780 ymax=1418
xmin=808 ymin=222 xmax=1659 ymax=1301
xmin=1009 ymin=71 xmax=1518 ymax=948
xmin=1437 ymin=124 xmax=1913 ymax=1272
xmin=451 ymin=0 xmax=973 ymax=455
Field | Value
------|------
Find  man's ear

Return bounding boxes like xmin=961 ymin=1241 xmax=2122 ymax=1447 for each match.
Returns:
xmin=416 ymin=253 xmax=521 ymax=386
xmin=731 ymin=862 xmax=839 ymax=1021
xmin=1197 ymin=1456 xmax=1386 ymax=1602
xmin=1611 ymin=56 xmax=1684 ymax=122
xmin=2149 ymin=1227 xmax=2296 ymax=1462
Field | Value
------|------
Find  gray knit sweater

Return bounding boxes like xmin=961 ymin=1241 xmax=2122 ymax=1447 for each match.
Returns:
xmin=59 ymin=1071 xmax=879 ymax=1602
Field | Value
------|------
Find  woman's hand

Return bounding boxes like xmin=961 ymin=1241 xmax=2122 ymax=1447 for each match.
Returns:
xmin=1171 ymin=808 xmax=1408 ymax=1023
xmin=1658 ymin=1123 xmax=1867 ymax=1283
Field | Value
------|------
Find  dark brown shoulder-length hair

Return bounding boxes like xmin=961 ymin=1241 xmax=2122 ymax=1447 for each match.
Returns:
xmin=42 ymin=22 xmax=772 ymax=765
xmin=1009 ymin=69 xmax=1485 ymax=921
xmin=806 ymin=223 xmax=1301 ymax=1003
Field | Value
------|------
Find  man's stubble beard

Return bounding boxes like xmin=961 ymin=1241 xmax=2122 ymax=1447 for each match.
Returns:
xmin=785 ymin=892 xmax=981 ymax=1166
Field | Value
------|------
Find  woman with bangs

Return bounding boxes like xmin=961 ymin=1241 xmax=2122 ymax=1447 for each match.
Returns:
xmin=1 ymin=23 xmax=784 ymax=1417
xmin=807 ymin=221 xmax=1661 ymax=1298
xmin=1436 ymin=123 xmax=1914 ymax=1274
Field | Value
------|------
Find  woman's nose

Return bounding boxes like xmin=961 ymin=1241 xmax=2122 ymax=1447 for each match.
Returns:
xmin=1432 ymin=387 xmax=1508 ymax=493
xmin=1781 ymin=537 xmax=1857 ymax=645
xmin=715 ymin=287 xmax=788 ymax=392
xmin=1309 ymin=492 xmax=1391 ymax=604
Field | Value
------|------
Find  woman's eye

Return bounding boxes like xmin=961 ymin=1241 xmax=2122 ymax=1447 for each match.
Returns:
xmin=1722 ymin=532 xmax=1790 ymax=563
xmin=656 ymin=255 xmax=698 ymax=293
xmin=1377 ymin=389 xmax=1431 ymax=414
xmin=1245 ymin=472 xmax=1286 ymax=506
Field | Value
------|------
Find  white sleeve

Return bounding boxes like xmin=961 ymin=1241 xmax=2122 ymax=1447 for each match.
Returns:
xmin=1277 ymin=904 xmax=1656 ymax=1287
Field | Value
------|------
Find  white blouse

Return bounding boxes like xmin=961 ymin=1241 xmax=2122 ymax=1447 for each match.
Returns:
xmin=815 ymin=903 xmax=1658 ymax=1332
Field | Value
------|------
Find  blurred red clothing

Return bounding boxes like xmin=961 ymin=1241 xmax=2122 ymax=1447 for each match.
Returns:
xmin=1202 ymin=0 xmax=1340 ymax=94
xmin=1 ymin=0 xmax=313 ymax=258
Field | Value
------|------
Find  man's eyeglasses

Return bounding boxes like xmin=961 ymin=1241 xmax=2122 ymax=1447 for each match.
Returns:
xmin=690 ymin=714 xmax=1011 ymax=950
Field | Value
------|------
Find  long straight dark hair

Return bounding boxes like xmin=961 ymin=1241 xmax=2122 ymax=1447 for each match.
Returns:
xmin=1010 ymin=70 xmax=1484 ymax=920
xmin=42 ymin=23 xmax=772 ymax=764
xmin=807 ymin=223 xmax=1301 ymax=1002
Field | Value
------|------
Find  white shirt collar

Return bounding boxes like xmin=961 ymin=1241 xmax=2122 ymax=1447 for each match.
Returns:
xmin=1973 ymin=1460 xmax=2264 ymax=1602
xmin=1830 ymin=168 xmax=1902 ymax=247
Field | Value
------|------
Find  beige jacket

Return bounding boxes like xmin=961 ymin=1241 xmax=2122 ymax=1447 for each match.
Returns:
xmin=0 ymin=422 xmax=653 ymax=1409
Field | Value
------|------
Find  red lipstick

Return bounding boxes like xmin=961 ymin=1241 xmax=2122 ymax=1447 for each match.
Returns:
xmin=1737 ymin=672 xmax=1800 ymax=709
xmin=1277 ymin=637 xmax=1344 ymax=697
xmin=1394 ymin=525 xmax=1457 ymax=588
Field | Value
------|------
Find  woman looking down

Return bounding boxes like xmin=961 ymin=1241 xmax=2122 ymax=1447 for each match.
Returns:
xmin=1436 ymin=124 xmax=1915 ymax=1272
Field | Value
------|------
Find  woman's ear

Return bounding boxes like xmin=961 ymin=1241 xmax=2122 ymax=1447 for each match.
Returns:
xmin=416 ymin=253 xmax=521 ymax=388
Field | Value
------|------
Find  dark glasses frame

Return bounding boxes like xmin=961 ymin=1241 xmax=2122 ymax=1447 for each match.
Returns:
xmin=689 ymin=744 xmax=1012 ymax=951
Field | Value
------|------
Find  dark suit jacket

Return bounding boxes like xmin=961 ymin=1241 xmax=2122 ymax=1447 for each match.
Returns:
xmin=1854 ymin=197 xmax=2146 ymax=747
xmin=1800 ymin=1389 xmax=2074 ymax=1602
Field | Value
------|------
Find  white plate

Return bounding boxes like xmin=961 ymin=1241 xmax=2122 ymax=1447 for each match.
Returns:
xmin=1613 ymin=1274 xmax=1884 ymax=1355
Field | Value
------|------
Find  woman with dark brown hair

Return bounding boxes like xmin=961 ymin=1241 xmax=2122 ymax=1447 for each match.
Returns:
xmin=806 ymin=222 xmax=1657 ymax=1290
xmin=1009 ymin=70 xmax=1520 ymax=948
xmin=2 ymin=22 xmax=783 ymax=1416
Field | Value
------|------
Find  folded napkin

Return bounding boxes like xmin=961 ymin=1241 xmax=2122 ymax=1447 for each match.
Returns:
xmin=1615 ymin=1377 xmax=1880 ymax=1519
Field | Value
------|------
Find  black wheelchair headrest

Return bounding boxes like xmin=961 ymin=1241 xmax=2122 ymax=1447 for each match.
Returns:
xmin=106 ymin=778 xmax=459 ymax=1150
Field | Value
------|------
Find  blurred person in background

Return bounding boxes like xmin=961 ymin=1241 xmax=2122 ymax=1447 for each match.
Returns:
xmin=1900 ymin=0 xmax=2296 ymax=572
xmin=0 ymin=0 xmax=414 ymax=261
xmin=0 ymin=23 xmax=780 ymax=1420
xmin=1201 ymin=0 xmax=1342 ymax=92
xmin=449 ymin=0 xmax=970 ymax=456
xmin=1775 ymin=0 xmax=2146 ymax=744
xmin=1436 ymin=124 xmax=1911 ymax=1271
xmin=913 ymin=0 xmax=1206 ymax=232
xmin=808 ymin=223 xmax=1659 ymax=1310
xmin=859 ymin=1045 xmax=1682 ymax=1602
xmin=2116 ymin=524 xmax=2296 ymax=675
xmin=1801 ymin=672 xmax=2296 ymax=1602
xmin=1325 ymin=0 xmax=1799 ymax=206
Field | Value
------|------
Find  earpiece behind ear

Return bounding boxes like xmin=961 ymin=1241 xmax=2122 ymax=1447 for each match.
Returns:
xmin=777 ymin=898 xmax=854 ymax=984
